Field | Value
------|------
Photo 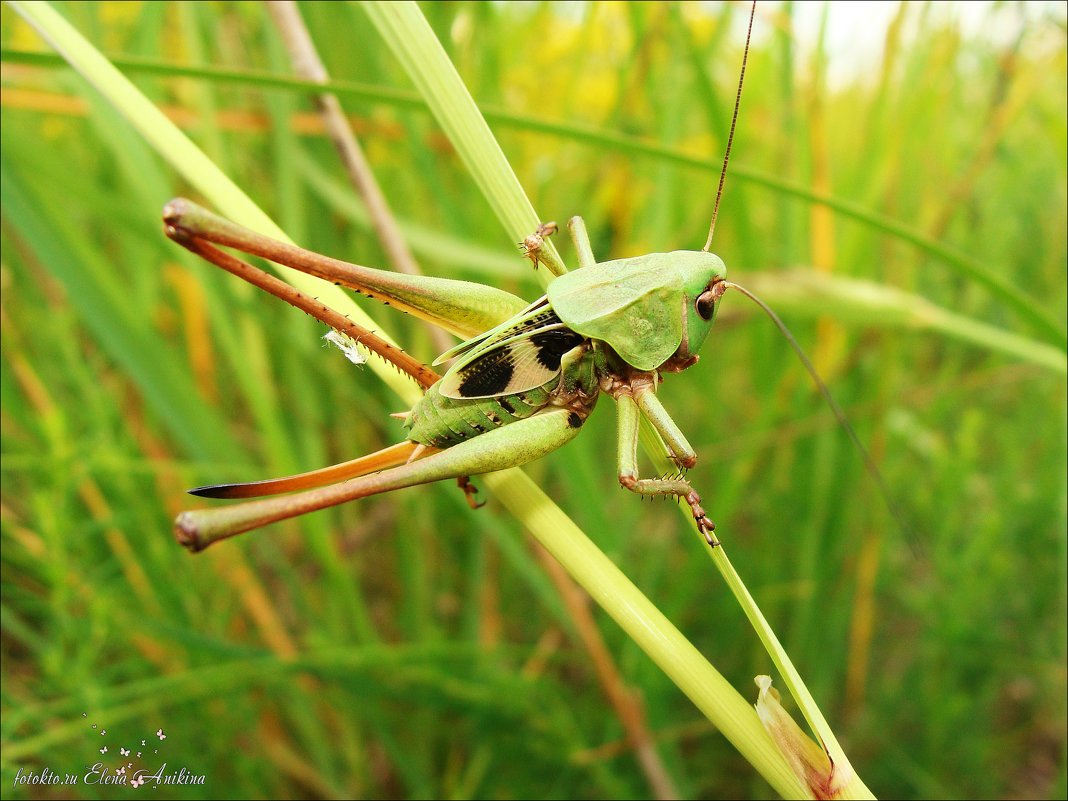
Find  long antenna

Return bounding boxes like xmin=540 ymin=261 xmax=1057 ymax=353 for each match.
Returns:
xmin=726 ymin=281 xmax=919 ymax=554
xmin=703 ymin=0 xmax=756 ymax=252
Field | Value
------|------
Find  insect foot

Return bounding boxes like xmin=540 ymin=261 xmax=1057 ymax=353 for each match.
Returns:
xmin=618 ymin=473 xmax=718 ymax=546
xmin=519 ymin=221 xmax=558 ymax=268
xmin=457 ymin=476 xmax=485 ymax=509
xmin=685 ymin=490 xmax=719 ymax=547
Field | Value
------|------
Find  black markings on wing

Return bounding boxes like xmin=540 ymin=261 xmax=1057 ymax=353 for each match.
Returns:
xmin=529 ymin=328 xmax=584 ymax=371
xmin=453 ymin=327 xmax=585 ymax=398
xmin=440 ymin=309 xmax=585 ymax=399
xmin=455 ymin=349 xmax=518 ymax=397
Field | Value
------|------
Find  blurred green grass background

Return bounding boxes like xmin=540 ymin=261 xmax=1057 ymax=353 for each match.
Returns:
xmin=1 ymin=2 xmax=1065 ymax=798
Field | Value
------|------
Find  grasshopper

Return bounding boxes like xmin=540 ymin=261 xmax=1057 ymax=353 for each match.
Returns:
xmin=166 ymin=201 xmax=730 ymax=551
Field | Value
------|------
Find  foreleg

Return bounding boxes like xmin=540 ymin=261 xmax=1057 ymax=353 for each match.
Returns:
xmin=615 ymin=393 xmax=716 ymax=545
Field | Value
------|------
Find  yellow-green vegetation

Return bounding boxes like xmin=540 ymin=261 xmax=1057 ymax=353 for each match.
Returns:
xmin=1 ymin=2 xmax=1064 ymax=799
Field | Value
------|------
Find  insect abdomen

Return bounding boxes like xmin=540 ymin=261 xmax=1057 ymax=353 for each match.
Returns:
xmin=404 ymin=382 xmax=556 ymax=449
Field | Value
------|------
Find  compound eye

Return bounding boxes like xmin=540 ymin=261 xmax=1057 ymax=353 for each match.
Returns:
xmin=695 ymin=289 xmax=717 ymax=321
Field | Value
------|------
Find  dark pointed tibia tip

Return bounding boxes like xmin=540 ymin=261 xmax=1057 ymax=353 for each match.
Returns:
xmin=187 ymin=483 xmax=248 ymax=499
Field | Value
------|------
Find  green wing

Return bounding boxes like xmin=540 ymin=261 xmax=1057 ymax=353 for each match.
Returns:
xmin=433 ymin=296 xmax=549 ymax=367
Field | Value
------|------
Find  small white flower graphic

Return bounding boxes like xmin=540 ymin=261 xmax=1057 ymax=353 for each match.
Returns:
xmin=156 ymin=728 xmax=166 ymax=740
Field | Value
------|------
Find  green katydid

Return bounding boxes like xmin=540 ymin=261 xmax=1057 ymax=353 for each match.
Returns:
xmin=166 ymin=200 xmax=729 ymax=550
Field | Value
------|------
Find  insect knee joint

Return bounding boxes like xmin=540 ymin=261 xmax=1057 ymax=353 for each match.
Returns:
xmin=674 ymin=453 xmax=698 ymax=469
